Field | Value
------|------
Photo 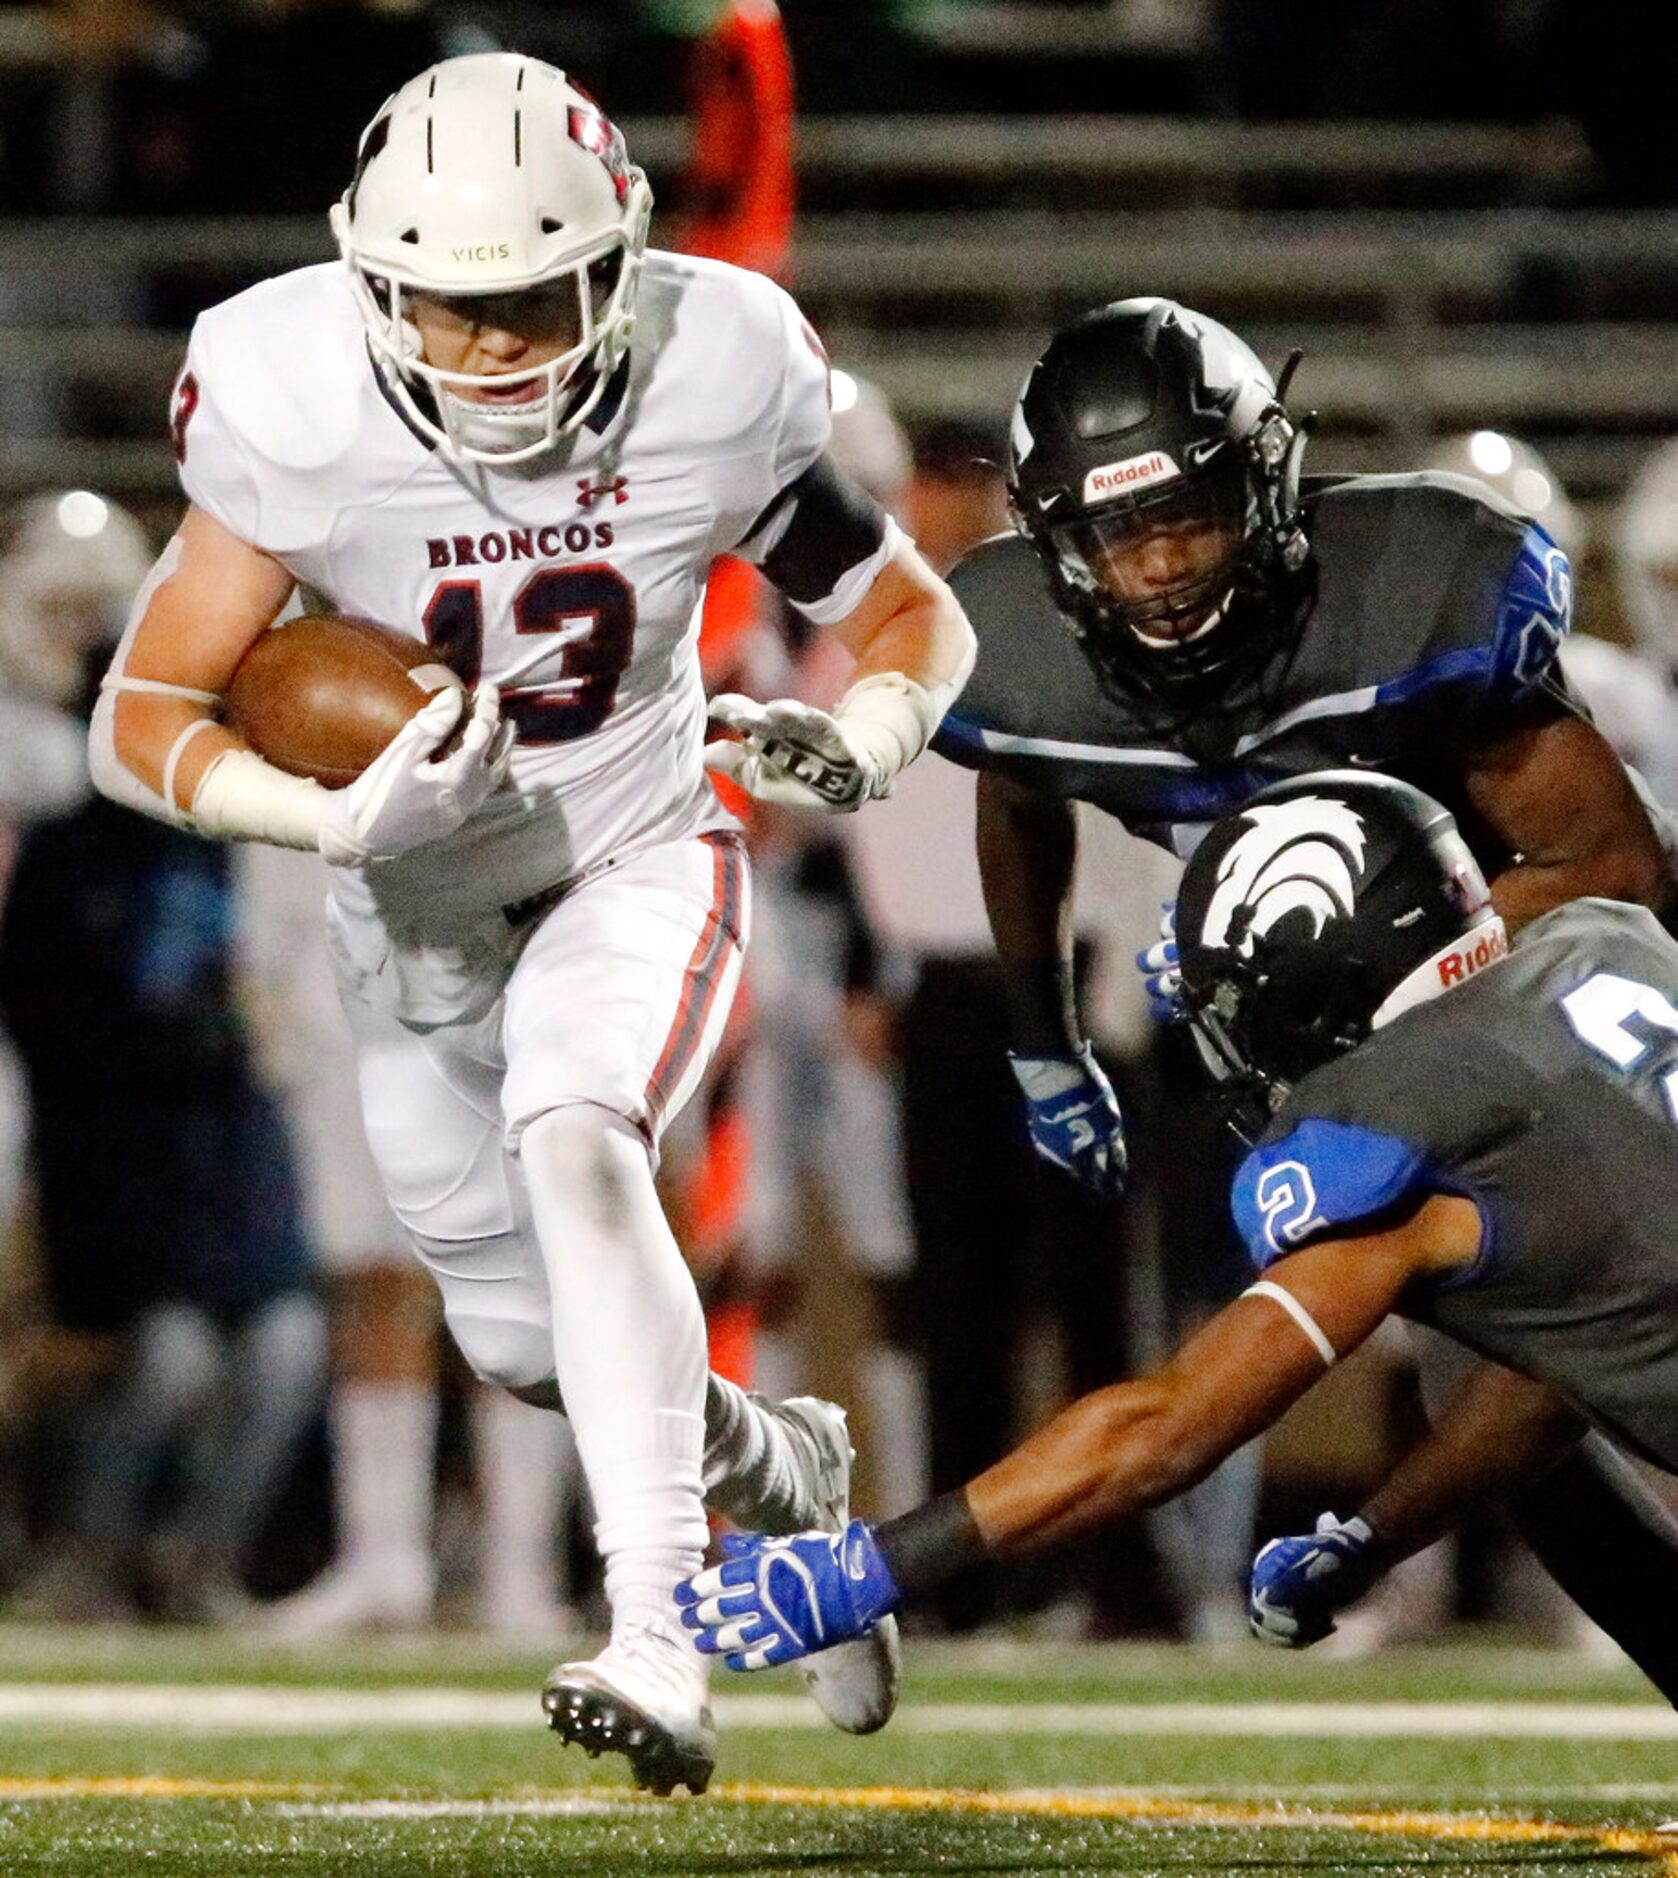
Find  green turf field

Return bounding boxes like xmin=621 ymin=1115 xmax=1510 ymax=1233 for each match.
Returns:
xmin=0 ymin=1624 xmax=1673 ymax=1875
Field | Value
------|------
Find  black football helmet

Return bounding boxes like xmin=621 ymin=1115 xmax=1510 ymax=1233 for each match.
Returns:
xmin=1007 ymin=297 xmax=1310 ymax=700
xmin=1176 ymin=773 xmax=1505 ymax=1128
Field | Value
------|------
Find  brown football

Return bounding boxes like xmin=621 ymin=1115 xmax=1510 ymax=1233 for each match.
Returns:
xmin=224 ymin=615 xmax=465 ymax=789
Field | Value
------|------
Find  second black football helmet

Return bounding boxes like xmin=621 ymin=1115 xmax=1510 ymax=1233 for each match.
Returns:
xmin=1006 ymin=297 xmax=1309 ymax=700
xmin=1176 ymin=773 xmax=1506 ymax=1126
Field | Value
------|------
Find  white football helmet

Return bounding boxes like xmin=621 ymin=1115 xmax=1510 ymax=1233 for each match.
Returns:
xmin=0 ymin=490 xmax=152 ymax=707
xmin=330 ymin=52 xmax=654 ymax=466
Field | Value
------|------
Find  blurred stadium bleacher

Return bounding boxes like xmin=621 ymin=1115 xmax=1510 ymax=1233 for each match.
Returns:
xmin=3 ymin=96 xmax=1677 ymax=531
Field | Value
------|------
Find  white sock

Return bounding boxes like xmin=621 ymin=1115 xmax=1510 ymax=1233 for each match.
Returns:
xmin=701 ymin=1371 xmax=812 ymax=1533
xmin=473 ymin=1386 xmax=578 ymax=1611
xmin=520 ymin=1105 xmax=709 ymax=1636
xmin=333 ymin=1381 xmax=437 ymax=1578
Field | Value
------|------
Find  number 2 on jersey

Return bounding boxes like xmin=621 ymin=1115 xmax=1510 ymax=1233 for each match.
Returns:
xmin=422 ymin=565 xmax=637 ymax=743
xmin=1560 ymin=971 xmax=1678 ymax=1122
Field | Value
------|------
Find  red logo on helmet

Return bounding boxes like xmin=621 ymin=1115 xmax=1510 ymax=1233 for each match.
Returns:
xmin=170 ymin=369 xmax=199 ymax=465
xmin=1436 ymin=923 xmax=1509 ymax=989
xmin=567 ymin=104 xmax=631 ymax=206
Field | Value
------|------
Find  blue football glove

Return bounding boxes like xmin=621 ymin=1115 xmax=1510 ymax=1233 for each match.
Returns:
xmin=1248 ymin=1512 xmax=1384 ymax=1648
xmin=1136 ymin=902 xmax=1184 ymax=1024
xmin=675 ymin=1520 xmax=900 ymax=1671
xmin=1008 ymin=1042 xmax=1127 ymax=1200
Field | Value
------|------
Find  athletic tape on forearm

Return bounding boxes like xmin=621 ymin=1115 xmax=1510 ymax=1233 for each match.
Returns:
xmin=1241 ymin=1280 xmax=1337 ymax=1368
xmin=190 ymin=746 xmax=329 ymax=850
xmin=161 ymin=716 xmax=220 ymax=815
xmin=834 ymin=668 xmax=960 ymax=787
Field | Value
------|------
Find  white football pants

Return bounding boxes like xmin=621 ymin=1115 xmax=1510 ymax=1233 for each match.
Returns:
xmin=345 ymin=832 xmax=747 ymax=1629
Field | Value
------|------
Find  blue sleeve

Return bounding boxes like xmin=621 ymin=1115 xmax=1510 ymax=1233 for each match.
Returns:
xmin=1486 ymin=524 xmax=1572 ymax=705
xmin=1372 ymin=524 xmax=1572 ymax=718
xmin=1231 ymin=1118 xmax=1432 ymax=1271
xmin=929 ymin=709 xmax=993 ymax=769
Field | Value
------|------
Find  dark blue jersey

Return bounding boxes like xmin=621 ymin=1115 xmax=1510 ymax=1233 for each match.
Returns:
xmin=1232 ymin=899 xmax=1678 ymax=1471
xmin=936 ymin=471 xmax=1573 ymax=861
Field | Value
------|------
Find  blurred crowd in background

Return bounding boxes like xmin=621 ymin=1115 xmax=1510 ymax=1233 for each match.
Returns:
xmin=1 ymin=0 xmax=1677 ymax=1655
xmin=5 ymin=0 xmax=1678 ymax=209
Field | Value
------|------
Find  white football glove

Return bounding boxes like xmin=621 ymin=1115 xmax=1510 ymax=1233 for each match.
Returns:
xmin=316 ymin=682 xmax=513 ymax=866
xmin=705 ymin=693 xmax=888 ymax=813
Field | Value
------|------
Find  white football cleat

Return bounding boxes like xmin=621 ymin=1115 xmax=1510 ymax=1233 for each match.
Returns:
xmin=542 ymin=1619 xmax=716 ymax=1796
xmin=770 ymin=1396 xmax=902 ymax=1736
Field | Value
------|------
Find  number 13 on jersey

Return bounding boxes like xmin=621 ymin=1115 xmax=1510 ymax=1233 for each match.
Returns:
xmin=423 ymin=564 xmax=637 ymax=743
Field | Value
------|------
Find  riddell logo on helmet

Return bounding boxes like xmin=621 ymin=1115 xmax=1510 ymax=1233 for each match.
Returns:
xmin=1436 ymin=923 xmax=1509 ymax=988
xmin=1081 ymin=451 xmax=1181 ymax=503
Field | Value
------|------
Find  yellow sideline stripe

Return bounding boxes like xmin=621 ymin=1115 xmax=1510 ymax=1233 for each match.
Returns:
xmin=0 ymin=1775 xmax=315 ymax=1800
xmin=10 ymin=1773 xmax=1678 ymax=1870
xmin=710 ymin=1782 xmax=1678 ymax=1869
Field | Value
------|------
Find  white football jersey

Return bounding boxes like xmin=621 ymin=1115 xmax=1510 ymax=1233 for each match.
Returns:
xmin=172 ymin=253 xmax=871 ymax=931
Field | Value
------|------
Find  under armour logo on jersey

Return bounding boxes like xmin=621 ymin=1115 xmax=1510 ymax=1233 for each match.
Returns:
xmin=1202 ymin=798 xmax=1368 ymax=957
xmin=577 ymin=475 xmax=629 ymax=509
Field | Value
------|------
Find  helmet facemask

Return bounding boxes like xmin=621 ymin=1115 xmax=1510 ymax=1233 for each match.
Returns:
xmin=1046 ymin=450 xmax=1249 ymax=676
xmin=1007 ymin=298 xmax=1312 ymax=704
xmin=341 ymin=233 xmax=646 ymax=466
xmin=330 ymin=55 xmax=654 ymax=469
xmin=1052 ymin=411 xmax=1310 ymax=704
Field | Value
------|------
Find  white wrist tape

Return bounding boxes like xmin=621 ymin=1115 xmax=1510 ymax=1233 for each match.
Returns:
xmin=1241 ymin=1280 xmax=1338 ymax=1369
xmin=161 ymin=716 xmax=220 ymax=815
xmin=190 ymin=747 xmax=329 ymax=850
xmin=833 ymin=671 xmax=953 ymax=788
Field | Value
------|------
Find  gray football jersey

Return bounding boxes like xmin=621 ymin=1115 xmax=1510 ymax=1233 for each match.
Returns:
xmin=1232 ymin=899 xmax=1678 ymax=1470
xmin=935 ymin=471 xmax=1574 ymax=859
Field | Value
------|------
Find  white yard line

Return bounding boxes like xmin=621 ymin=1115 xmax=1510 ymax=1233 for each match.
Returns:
xmin=0 ymin=1684 xmax=1673 ymax=1739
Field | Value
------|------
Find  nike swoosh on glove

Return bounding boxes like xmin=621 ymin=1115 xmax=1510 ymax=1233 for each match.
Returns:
xmin=1008 ymin=1043 xmax=1127 ymax=1200
xmin=1136 ymin=901 xmax=1184 ymax=1023
xmin=704 ymin=693 xmax=888 ymax=813
xmin=675 ymin=1520 xmax=900 ymax=1671
xmin=316 ymin=683 xmax=514 ymax=866
xmin=1249 ymin=1513 xmax=1383 ymax=1648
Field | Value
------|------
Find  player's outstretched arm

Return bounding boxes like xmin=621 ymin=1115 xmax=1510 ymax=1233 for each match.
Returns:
xmin=960 ymin=1203 xmax=1474 ymax=1556
xmin=1467 ymin=712 xmax=1672 ymax=930
xmin=679 ymin=1197 xmax=1481 ymax=1669
xmin=706 ymin=533 xmax=975 ymax=812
